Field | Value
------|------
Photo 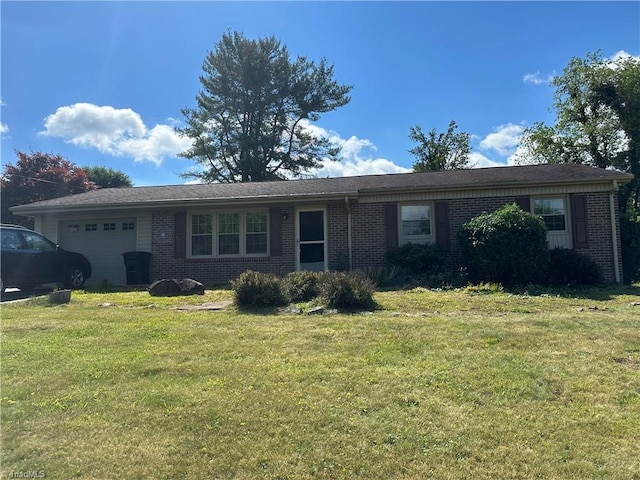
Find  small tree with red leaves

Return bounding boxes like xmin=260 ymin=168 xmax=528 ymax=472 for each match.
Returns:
xmin=1 ymin=150 xmax=97 ymax=227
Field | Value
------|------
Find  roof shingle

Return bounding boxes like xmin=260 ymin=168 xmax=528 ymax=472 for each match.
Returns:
xmin=11 ymin=163 xmax=633 ymax=214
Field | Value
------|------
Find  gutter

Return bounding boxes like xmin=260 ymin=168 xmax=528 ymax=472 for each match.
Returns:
xmin=359 ymin=173 xmax=635 ymax=197
xmin=609 ymin=180 xmax=622 ymax=283
xmin=10 ymin=192 xmax=362 ymax=216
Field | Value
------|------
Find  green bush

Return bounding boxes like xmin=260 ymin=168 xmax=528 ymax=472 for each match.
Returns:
xmin=283 ymin=271 xmax=322 ymax=302
xmin=357 ymin=265 xmax=406 ymax=288
xmin=547 ymin=248 xmax=603 ymax=286
xmin=458 ymin=203 xmax=549 ymax=287
xmin=386 ymin=243 xmax=445 ymax=274
xmin=231 ymin=270 xmax=287 ymax=307
xmin=319 ymin=271 xmax=376 ymax=309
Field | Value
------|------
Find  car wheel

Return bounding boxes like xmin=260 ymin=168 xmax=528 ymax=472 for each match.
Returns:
xmin=64 ymin=266 xmax=86 ymax=289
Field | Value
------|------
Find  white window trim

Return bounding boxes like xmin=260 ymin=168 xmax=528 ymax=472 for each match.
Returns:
xmin=188 ymin=209 xmax=269 ymax=259
xmin=399 ymin=202 xmax=435 ymax=245
xmin=532 ymin=196 xmax=573 ymax=249
xmin=531 ymin=196 xmax=570 ymax=234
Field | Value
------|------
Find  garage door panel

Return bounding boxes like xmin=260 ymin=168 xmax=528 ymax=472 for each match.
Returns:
xmin=60 ymin=219 xmax=137 ymax=286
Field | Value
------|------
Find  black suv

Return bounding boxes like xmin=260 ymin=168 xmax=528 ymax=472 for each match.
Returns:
xmin=1 ymin=224 xmax=92 ymax=293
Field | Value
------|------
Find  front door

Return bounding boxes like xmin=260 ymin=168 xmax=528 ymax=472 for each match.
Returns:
xmin=296 ymin=209 xmax=327 ymax=272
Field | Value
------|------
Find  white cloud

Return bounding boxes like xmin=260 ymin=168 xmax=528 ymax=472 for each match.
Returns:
xmin=610 ymin=50 xmax=640 ymax=62
xmin=479 ymin=123 xmax=524 ymax=156
xmin=314 ymin=158 xmax=410 ymax=177
xmin=41 ymin=103 xmax=192 ymax=165
xmin=0 ymin=122 xmax=8 ymax=135
xmin=295 ymin=119 xmax=410 ymax=177
xmin=523 ymin=71 xmax=555 ymax=85
xmin=468 ymin=152 xmax=507 ymax=168
xmin=117 ymin=124 xmax=192 ymax=163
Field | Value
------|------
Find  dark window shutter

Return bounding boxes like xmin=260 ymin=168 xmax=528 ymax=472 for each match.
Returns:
xmin=571 ymin=195 xmax=589 ymax=249
xmin=269 ymin=208 xmax=282 ymax=257
xmin=174 ymin=211 xmax=187 ymax=259
xmin=515 ymin=196 xmax=530 ymax=212
xmin=385 ymin=203 xmax=398 ymax=250
xmin=434 ymin=201 xmax=450 ymax=249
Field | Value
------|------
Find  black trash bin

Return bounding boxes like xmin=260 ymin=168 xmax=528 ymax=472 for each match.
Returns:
xmin=122 ymin=251 xmax=152 ymax=285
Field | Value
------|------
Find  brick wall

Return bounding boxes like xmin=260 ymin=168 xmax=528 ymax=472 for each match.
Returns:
xmin=347 ymin=193 xmax=622 ymax=283
xmin=574 ymin=192 xmax=621 ymax=283
xmin=151 ymin=208 xmax=295 ymax=286
xmin=150 ymin=191 xmax=623 ymax=285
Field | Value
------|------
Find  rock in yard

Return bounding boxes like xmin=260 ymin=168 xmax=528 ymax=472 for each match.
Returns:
xmin=148 ymin=278 xmax=205 ymax=297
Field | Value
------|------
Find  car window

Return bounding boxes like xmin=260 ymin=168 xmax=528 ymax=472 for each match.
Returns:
xmin=21 ymin=231 xmax=57 ymax=253
xmin=1 ymin=230 xmax=23 ymax=250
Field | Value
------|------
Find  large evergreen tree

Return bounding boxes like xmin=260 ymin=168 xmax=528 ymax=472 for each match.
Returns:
xmin=177 ymin=31 xmax=352 ymax=183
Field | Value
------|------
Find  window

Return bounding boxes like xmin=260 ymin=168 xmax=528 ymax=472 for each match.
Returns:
xmin=191 ymin=214 xmax=213 ymax=256
xmin=2 ymin=231 xmax=22 ymax=250
xmin=103 ymin=223 xmax=116 ymax=231
xmin=246 ymin=212 xmax=268 ymax=254
xmin=21 ymin=231 xmax=56 ymax=253
xmin=67 ymin=224 xmax=80 ymax=232
xmin=85 ymin=223 xmax=97 ymax=232
xmin=218 ymin=213 xmax=240 ymax=255
xmin=189 ymin=210 xmax=268 ymax=257
xmin=533 ymin=198 xmax=566 ymax=231
xmin=400 ymin=204 xmax=432 ymax=244
xmin=122 ymin=222 xmax=135 ymax=231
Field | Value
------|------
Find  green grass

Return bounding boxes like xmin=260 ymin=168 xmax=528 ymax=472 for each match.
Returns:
xmin=1 ymin=285 xmax=639 ymax=479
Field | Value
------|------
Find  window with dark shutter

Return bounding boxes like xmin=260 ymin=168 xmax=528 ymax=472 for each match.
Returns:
xmin=385 ymin=203 xmax=398 ymax=251
xmin=269 ymin=208 xmax=282 ymax=257
xmin=571 ymin=195 xmax=589 ymax=249
xmin=434 ymin=201 xmax=450 ymax=249
xmin=174 ymin=211 xmax=187 ymax=259
xmin=515 ymin=196 xmax=530 ymax=212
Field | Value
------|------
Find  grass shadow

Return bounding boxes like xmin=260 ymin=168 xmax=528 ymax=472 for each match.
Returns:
xmin=507 ymin=283 xmax=640 ymax=301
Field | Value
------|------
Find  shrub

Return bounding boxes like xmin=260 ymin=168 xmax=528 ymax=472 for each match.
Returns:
xmin=408 ymin=268 xmax=468 ymax=289
xmin=319 ymin=271 xmax=376 ymax=309
xmin=283 ymin=271 xmax=322 ymax=302
xmin=231 ymin=270 xmax=287 ymax=307
xmin=458 ymin=203 xmax=549 ymax=287
xmin=386 ymin=243 xmax=445 ymax=274
xmin=547 ymin=248 xmax=603 ymax=286
xmin=357 ymin=265 xmax=406 ymax=288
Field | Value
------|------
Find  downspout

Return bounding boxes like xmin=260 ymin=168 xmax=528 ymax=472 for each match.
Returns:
xmin=345 ymin=196 xmax=353 ymax=270
xmin=609 ymin=180 xmax=621 ymax=283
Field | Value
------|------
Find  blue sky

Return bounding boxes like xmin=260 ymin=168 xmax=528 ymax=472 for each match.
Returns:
xmin=2 ymin=1 xmax=639 ymax=186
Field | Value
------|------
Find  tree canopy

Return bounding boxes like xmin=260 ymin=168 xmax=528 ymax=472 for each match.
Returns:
xmin=177 ymin=31 xmax=353 ymax=183
xmin=1 ymin=151 xmax=96 ymax=226
xmin=83 ymin=166 xmax=133 ymax=189
xmin=409 ymin=121 xmax=472 ymax=172
xmin=516 ymin=52 xmax=640 ymax=212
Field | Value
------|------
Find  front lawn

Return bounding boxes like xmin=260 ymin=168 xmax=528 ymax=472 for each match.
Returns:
xmin=1 ymin=286 xmax=639 ymax=479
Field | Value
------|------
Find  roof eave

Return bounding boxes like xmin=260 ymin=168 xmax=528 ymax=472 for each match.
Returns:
xmin=9 ymin=191 xmax=360 ymax=216
xmin=359 ymin=173 xmax=635 ymax=195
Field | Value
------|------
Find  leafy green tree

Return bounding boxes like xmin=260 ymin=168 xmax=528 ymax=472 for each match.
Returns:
xmin=83 ymin=166 xmax=133 ymax=188
xmin=178 ymin=31 xmax=352 ymax=183
xmin=1 ymin=151 xmax=96 ymax=227
xmin=516 ymin=51 xmax=640 ymax=212
xmin=409 ymin=120 xmax=471 ymax=172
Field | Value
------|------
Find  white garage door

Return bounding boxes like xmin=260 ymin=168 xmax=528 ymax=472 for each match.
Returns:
xmin=60 ymin=218 xmax=137 ymax=286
